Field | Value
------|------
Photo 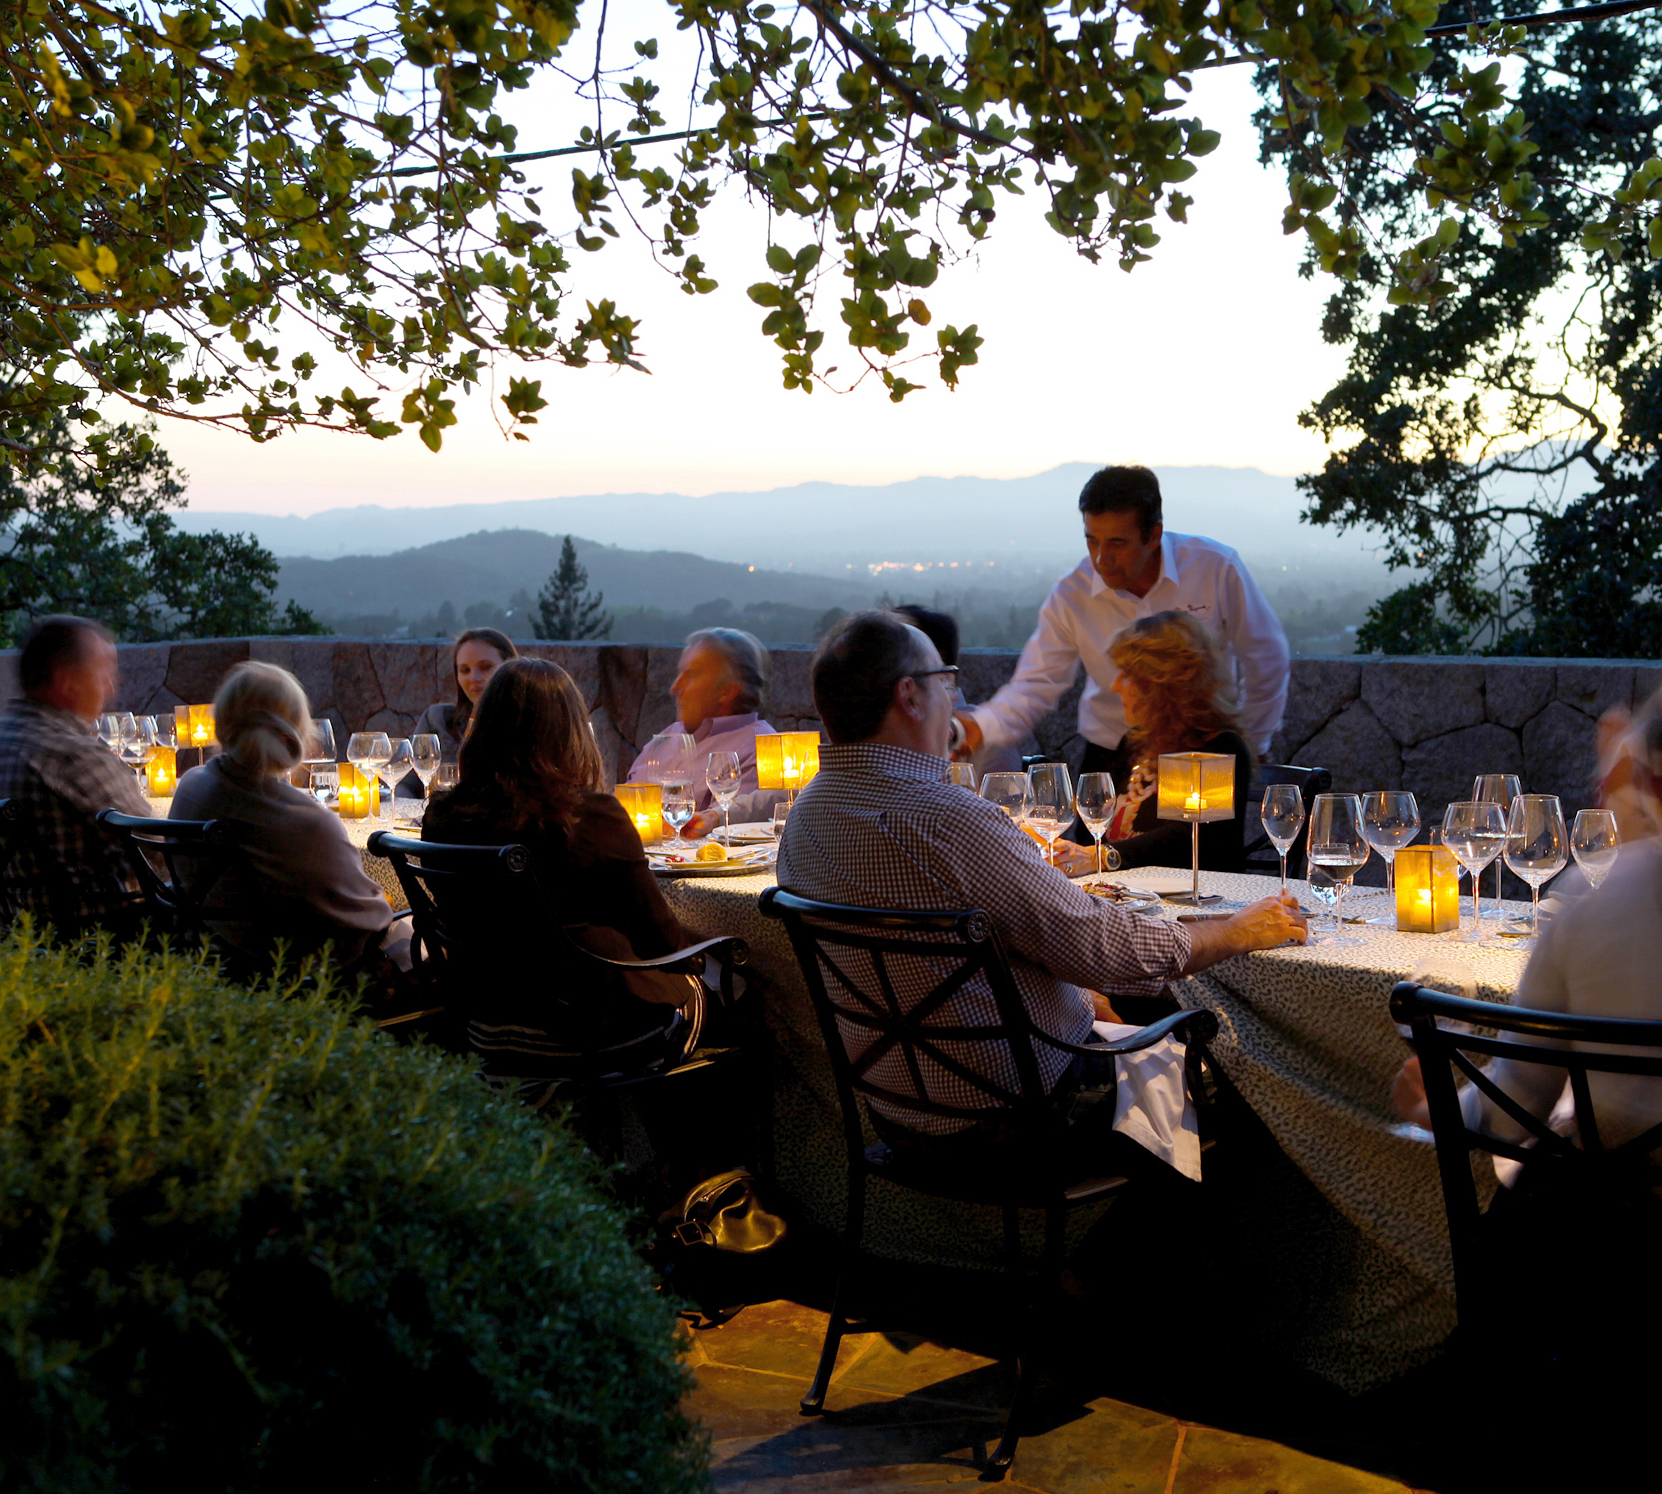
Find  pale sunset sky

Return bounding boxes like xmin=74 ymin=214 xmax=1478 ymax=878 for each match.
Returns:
xmin=151 ymin=37 xmax=1350 ymax=516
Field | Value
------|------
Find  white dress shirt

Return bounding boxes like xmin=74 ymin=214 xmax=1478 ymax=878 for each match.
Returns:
xmin=968 ymin=532 xmax=1291 ymax=757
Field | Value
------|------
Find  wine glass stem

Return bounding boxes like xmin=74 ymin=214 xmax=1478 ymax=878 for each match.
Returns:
xmin=1095 ymin=835 xmax=1102 ymax=876
xmin=1335 ymin=877 xmax=1345 ymax=928
xmin=1279 ymin=850 xmax=1287 ymax=895
xmin=722 ymin=804 xmax=730 ymax=845
xmin=1473 ymin=867 xmax=1484 ymax=942
xmin=1532 ymin=883 xmax=1541 ymax=938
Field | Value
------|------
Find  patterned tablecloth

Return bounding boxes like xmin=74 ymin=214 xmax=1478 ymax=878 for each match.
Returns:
xmin=661 ymin=863 xmax=1535 ymax=1393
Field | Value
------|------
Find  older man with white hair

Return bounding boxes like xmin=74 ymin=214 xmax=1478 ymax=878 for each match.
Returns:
xmin=627 ymin=627 xmax=787 ymax=836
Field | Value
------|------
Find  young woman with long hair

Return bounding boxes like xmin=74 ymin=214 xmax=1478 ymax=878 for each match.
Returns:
xmin=421 ymin=657 xmax=697 ymax=1091
xmin=410 ymin=626 xmax=520 ymax=751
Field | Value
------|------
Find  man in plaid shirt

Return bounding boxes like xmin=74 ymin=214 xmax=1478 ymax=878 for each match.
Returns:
xmin=0 ymin=616 xmax=150 ymax=931
xmin=779 ymin=610 xmax=1306 ymax=1140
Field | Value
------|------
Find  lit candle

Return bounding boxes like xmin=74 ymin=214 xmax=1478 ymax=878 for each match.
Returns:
xmin=1185 ymin=790 xmax=1205 ymax=814
xmin=145 ymin=746 xmax=177 ymax=796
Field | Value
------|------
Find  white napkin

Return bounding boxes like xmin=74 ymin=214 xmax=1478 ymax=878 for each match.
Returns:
xmin=1091 ymin=1020 xmax=1203 ymax=1181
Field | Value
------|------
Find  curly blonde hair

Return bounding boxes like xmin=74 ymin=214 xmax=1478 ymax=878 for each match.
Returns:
xmin=1110 ymin=611 xmax=1239 ymax=761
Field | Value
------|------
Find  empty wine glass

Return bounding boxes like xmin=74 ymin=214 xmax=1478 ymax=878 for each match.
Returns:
xmin=640 ymin=732 xmax=697 ymax=801
xmin=1075 ymin=771 xmax=1116 ymax=876
xmin=151 ymin=715 xmax=176 ymax=750
xmin=771 ymin=800 xmax=791 ymax=840
xmin=979 ymin=771 xmax=1032 ymax=823
xmin=1472 ymin=773 xmax=1522 ymax=909
xmin=433 ymin=758 xmax=460 ymax=795
xmin=1362 ymin=790 xmax=1420 ymax=924
xmin=1505 ymin=794 xmax=1568 ymax=943
xmin=1571 ymin=808 xmax=1619 ymax=891
xmin=97 ymin=713 xmax=122 ymax=753
xmin=706 ymin=750 xmax=743 ymax=844
xmin=305 ymin=718 xmax=337 ymax=771
xmin=946 ymin=762 xmax=978 ymax=790
xmin=384 ymin=739 xmax=415 ymax=818
xmin=1441 ymin=801 xmax=1509 ymax=943
xmin=1026 ymin=762 xmax=1073 ymax=861
xmin=410 ymin=733 xmax=441 ymax=808
xmin=1306 ymin=793 xmax=1369 ymax=946
xmin=664 ymin=791 xmax=697 ymax=848
xmin=346 ymin=731 xmax=392 ymax=821
xmin=1261 ymin=783 xmax=1305 ymax=895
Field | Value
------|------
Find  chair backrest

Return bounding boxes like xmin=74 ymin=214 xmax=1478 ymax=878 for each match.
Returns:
xmin=1389 ymin=980 xmax=1662 ymax=1318
xmin=95 ymin=809 xmax=247 ymax=945
xmin=759 ymin=886 xmax=1076 ymax=1159
xmin=367 ymin=831 xmax=536 ymax=980
xmin=1243 ymin=763 xmax=1331 ymax=878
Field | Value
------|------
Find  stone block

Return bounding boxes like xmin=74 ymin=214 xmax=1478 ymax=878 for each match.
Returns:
xmin=636 ymin=646 xmax=682 ymax=742
xmin=530 ymin=642 xmax=604 ymax=707
xmin=323 ymin=641 xmax=385 ymax=731
xmin=1635 ymin=666 xmax=1662 ymax=713
xmin=1523 ymin=700 xmax=1600 ymax=808
xmin=370 ymin=641 xmax=442 ymax=716
xmin=956 ymin=649 xmax=1019 ymax=706
xmin=1402 ymin=723 xmax=1524 ymax=821
xmin=164 ymin=639 xmax=250 ymax=707
xmin=1295 ymin=700 xmax=1401 ymax=794
xmin=1484 ymin=662 xmax=1556 ymax=730
xmin=365 ymin=707 xmax=415 ymax=739
xmin=590 ymin=707 xmax=627 ymax=788
xmin=597 ymin=646 xmax=649 ymax=747
xmin=1361 ymin=660 xmax=1485 ymax=746
xmin=1556 ymin=663 xmax=1633 ymax=721
xmin=1279 ymin=658 xmax=1361 ymax=758
xmin=114 ymin=644 xmax=172 ymax=715
xmin=767 ymin=647 xmax=817 ymax=721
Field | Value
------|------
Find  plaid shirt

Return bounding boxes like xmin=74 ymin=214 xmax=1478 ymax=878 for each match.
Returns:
xmin=0 ymin=700 xmax=150 ymax=928
xmin=777 ymin=742 xmax=1191 ymax=1134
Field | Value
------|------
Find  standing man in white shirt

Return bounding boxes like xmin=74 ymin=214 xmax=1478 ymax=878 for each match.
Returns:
xmin=954 ymin=465 xmax=1290 ymax=783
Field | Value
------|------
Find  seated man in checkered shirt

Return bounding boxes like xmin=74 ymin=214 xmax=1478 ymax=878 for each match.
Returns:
xmin=777 ymin=609 xmax=1306 ymax=1153
xmin=0 ymin=616 xmax=150 ymax=932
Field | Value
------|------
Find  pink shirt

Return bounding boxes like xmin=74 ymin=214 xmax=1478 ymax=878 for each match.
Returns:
xmin=627 ymin=712 xmax=779 ymax=812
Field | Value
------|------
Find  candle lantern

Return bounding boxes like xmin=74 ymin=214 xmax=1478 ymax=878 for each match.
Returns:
xmin=174 ymin=703 xmax=217 ymax=747
xmin=755 ymin=731 xmax=821 ymax=803
xmin=335 ymin=762 xmax=379 ymax=820
xmin=615 ymin=782 xmax=665 ymax=842
xmin=1394 ymin=844 xmax=1462 ymax=933
xmin=1156 ymin=751 xmax=1236 ymax=905
xmin=144 ymin=745 xmax=177 ymax=798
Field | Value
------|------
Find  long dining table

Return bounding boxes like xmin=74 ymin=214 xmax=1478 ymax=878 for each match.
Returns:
xmin=659 ymin=860 xmax=1534 ymax=1393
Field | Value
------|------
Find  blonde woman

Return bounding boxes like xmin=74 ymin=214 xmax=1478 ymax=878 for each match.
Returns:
xmin=170 ymin=661 xmax=397 ymax=962
xmin=1080 ymin=610 xmax=1252 ymax=873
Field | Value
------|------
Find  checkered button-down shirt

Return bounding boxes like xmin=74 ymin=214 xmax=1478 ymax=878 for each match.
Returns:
xmin=0 ymin=700 xmax=150 ymax=928
xmin=777 ymin=742 xmax=1192 ymax=1135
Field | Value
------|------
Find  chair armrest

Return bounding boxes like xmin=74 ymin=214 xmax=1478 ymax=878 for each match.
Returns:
xmin=558 ymin=932 xmax=749 ymax=973
xmin=1027 ymin=1007 xmax=1218 ymax=1060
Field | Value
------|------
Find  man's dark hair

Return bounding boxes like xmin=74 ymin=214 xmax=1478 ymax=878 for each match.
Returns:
xmin=1078 ymin=465 xmax=1163 ymax=539
xmin=891 ymin=604 xmax=959 ymax=667
xmin=20 ymin=616 xmax=111 ymax=697
xmin=811 ymin=610 xmax=931 ymax=744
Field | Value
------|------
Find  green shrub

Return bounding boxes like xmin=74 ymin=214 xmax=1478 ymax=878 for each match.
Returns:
xmin=0 ymin=928 xmax=708 ymax=1492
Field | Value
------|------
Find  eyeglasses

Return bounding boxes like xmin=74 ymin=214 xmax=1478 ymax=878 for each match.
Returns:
xmin=910 ymin=666 xmax=960 ymax=692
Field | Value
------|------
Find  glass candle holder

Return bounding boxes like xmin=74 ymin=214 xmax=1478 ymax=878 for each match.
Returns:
xmin=615 ymin=781 xmax=665 ymax=842
xmin=1394 ymin=843 xmax=1462 ymax=933
xmin=1156 ymin=751 xmax=1236 ymax=905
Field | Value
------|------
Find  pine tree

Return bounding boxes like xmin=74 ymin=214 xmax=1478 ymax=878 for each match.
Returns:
xmin=534 ymin=537 xmax=612 ymax=641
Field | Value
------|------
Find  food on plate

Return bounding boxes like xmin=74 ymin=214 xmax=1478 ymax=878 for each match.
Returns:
xmin=1082 ymin=881 xmax=1151 ymax=904
xmin=695 ymin=841 xmax=728 ymax=862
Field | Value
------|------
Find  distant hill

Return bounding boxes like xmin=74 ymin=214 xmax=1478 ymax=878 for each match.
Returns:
xmin=277 ymin=529 xmax=878 ymax=628
xmin=186 ymin=462 xmax=1392 ymax=591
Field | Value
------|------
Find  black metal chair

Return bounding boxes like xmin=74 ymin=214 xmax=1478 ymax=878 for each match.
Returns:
xmin=95 ymin=808 xmax=248 ymax=948
xmin=1241 ymin=763 xmax=1331 ymax=879
xmin=1390 ymin=980 xmax=1662 ymax=1332
xmin=367 ymin=831 xmax=749 ymax=1085
xmin=759 ymin=884 xmax=1217 ymax=1480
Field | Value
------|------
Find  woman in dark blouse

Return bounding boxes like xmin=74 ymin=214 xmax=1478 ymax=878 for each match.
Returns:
xmin=1092 ymin=610 xmax=1252 ymax=873
xmin=422 ymin=657 xmax=696 ymax=1083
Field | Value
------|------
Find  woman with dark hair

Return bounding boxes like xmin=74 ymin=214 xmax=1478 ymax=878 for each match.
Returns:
xmin=411 ymin=627 xmax=520 ymax=753
xmin=1062 ymin=609 xmax=1251 ymax=873
xmin=422 ymin=657 xmax=696 ymax=1088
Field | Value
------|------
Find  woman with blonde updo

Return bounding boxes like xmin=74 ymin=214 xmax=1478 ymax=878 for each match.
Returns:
xmin=1091 ymin=609 xmax=1252 ymax=872
xmin=170 ymin=661 xmax=396 ymax=961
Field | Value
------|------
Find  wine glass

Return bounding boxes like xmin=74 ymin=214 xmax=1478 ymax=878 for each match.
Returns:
xmin=1505 ymin=794 xmax=1568 ymax=942
xmin=1361 ymin=790 xmax=1420 ymax=924
xmin=305 ymin=718 xmax=337 ymax=770
xmin=1306 ymin=793 xmax=1369 ymax=946
xmin=1441 ymin=801 xmax=1509 ymax=943
xmin=946 ymin=762 xmax=978 ymax=790
xmin=1307 ymin=866 xmax=1340 ymax=942
xmin=979 ymin=771 xmax=1032 ymax=823
xmin=1472 ymin=773 xmax=1522 ymax=910
xmin=384 ymin=738 xmax=415 ymax=819
xmin=1025 ymin=763 xmax=1073 ymax=862
xmin=640 ymin=732 xmax=698 ymax=802
xmin=97 ymin=713 xmax=122 ymax=753
xmin=151 ymin=715 xmax=176 ymax=750
xmin=309 ymin=763 xmax=339 ymax=806
xmin=664 ymin=791 xmax=697 ymax=848
xmin=1571 ymin=808 xmax=1619 ymax=891
xmin=410 ymin=733 xmax=441 ymax=807
xmin=1261 ymin=784 xmax=1305 ymax=894
xmin=433 ymin=758 xmax=460 ymax=795
xmin=1075 ymin=771 xmax=1116 ymax=876
xmin=120 ymin=715 xmax=156 ymax=788
xmin=771 ymin=800 xmax=791 ymax=840
xmin=705 ymin=751 xmax=743 ymax=844
xmin=346 ymin=731 xmax=392 ymax=821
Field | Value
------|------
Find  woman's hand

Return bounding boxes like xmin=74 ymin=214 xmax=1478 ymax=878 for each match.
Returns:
xmin=1048 ymin=839 xmax=1099 ymax=877
xmin=1391 ymin=1057 xmax=1432 ymax=1128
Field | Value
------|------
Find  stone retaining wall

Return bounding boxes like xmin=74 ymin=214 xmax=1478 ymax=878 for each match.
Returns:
xmin=1 ymin=638 xmax=1650 ymax=823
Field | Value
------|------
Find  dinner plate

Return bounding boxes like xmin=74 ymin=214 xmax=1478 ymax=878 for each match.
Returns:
xmin=720 ymin=822 xmax=778 ymax=845
xmin=1113 ymin=866 xmax=1201 ymax=895
xmin=649 ymin=853 xmax=777 ymax=879
xmin=1079 ymin=879 xmax=1164 ymax=914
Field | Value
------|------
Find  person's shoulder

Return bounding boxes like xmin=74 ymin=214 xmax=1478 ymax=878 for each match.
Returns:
xmin=1049 ymin=556 xmax=1097 ymax=599
xmin=1169 ymin=531 xmax=1246 ymax=568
